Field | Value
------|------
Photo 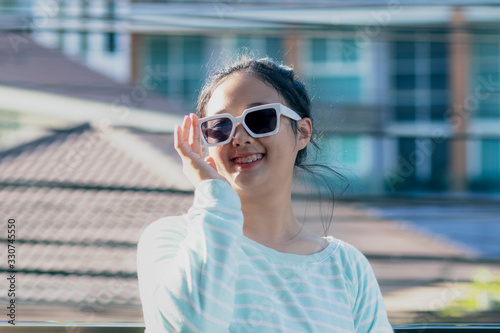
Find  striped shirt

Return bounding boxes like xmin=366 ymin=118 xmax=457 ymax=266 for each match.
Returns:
xmin=137 ymin=180 xmax=393 ymax=332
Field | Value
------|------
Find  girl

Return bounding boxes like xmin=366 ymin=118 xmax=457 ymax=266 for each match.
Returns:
xmin=137 ymin=56 xmax=393 ymax=332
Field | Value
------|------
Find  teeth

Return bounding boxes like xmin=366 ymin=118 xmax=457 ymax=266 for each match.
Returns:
xmin=234 ymin=154 xmax=263 ymax=164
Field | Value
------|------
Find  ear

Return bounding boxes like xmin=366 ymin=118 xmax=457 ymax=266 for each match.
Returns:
xmin=296 ymin=117 xmax=312 ymax=150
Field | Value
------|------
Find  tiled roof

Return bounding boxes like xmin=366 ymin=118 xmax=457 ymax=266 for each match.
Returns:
xmin=0 ymin=30 xmax=192 ymax=321
xmin=0 ymin=33 xmax=186 ymax=116
xmin=0 ymin=123 xmax=192 ymax=189
xmin=0 ymin=124 xmax=193 ymax=321
xmin=1 ymin=185 xmax=192 ymax=316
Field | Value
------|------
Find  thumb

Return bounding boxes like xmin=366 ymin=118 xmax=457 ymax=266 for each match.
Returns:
xmin=204 ymin=156 xmax=217 ymax=171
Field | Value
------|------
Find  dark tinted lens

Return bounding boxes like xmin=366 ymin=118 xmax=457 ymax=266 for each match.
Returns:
xmin=201 ymin=118 xmax=232 ymax=144
xmin=245 ymin=108 xmax=277 ymax=134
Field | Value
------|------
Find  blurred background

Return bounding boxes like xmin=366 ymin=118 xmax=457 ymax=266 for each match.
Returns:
xmin=0 ymin=0 xmax=499 ymax=327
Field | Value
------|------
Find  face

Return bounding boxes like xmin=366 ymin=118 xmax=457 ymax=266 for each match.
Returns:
xmin=204 ymin=72 xmax=311 ymax=196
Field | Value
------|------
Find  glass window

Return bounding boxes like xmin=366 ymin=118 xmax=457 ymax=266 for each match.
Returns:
xmin=149 ymin=36 xmax=169 ymax=67
xmin=311 ymin=38 xmax=327 ymax=63
xmin=430 ymin=104 xmax=447 ymax=120
xmin=394 ymin=41 xmax=415 ymax=60
xmin=314 ymin=76 xmax=361 ymax=103
xmin=430 ymin=73 xmax=447 ymax=90
xmin=148 ymin=36 xmax=169 ymax=95
xmin=429 ymin=140 xmax=448 ymax=190
xmin=430 ymin=41 xmax=447 ymax=59
xmin=478 ymin=100 xmax=500 ymax=118
xmin=340 ymin=39 xmax=359 ymax=62
xmin=394 ymin=74 xmax=416 ymax=90
xmin=395 ymin=105 xmax=416 ymax=121
xmin=236 ymin=36 xmax=252 ymax=50
xmin=105 ymin=32 xmax=116 ymax=53
xmin=341 ymin=136 xmax=359 ymax=163
xmin=184 ymin=36 xmax=204 ymax=65
xmin=430 ymin=58 xmax=448 ymax=73
xmin=477 ymin=42 xmax=499 ymax=58
xmin=396 ymin=138 xmax=417 ymax=188
xmin=265 ymin=37 xmax=283 ymax=62
xmin=481 ymin=139 xmax=500 ymax=182
xmin=183 ymin=78 xmax=202 ymax=102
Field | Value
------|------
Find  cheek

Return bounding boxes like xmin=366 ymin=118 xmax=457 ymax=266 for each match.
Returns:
xmin=268 ymin=128 xmax=298 ymax=155
xmin=208 ymin=147 xmax=227 ymax=165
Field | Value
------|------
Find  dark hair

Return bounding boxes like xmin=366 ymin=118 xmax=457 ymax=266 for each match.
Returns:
xmin=197 ymin=55 xmax=348 ymax=235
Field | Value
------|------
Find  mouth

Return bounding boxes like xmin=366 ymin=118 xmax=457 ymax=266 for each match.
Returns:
xmin=231 ymin=154 xmax=264 ymax=165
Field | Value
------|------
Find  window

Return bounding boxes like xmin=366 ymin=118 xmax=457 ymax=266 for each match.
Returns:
xmin=311 ymin=38 xmax=328 ymax=62
xmin=395 ymin=105 xmax=416 ymax=121
xmin=314 ymin=76 xmax=361 ymax=103
xmin=148 ymin=36 xmax=169 ymax=95
xmin=306 ymin=36 xmax=366 ymax=105
xmin=235 ymin=35 xmax=284 ymax=62
xmin=481 ymin=139 xmax=500 ymax=183
xmin=105 ymin=32 xmax=117 ymax=53
xmin=265 ymin=37 xmax=283 ymax=62
xmin=340 ymin=39 xmax=359 ymax=62
xmin=313 ymin=134 xmax=361 ymax=171
xmin=146 ymin=35 xmax=206 ymax=109
xmin=471 ymin=36 xmax=500 ymax=120
xmin=340 ymin=135 xmax=359 ymax=164
xmin=394 ymin=74 xmax=416 ymax=90
xmin=469 ymin=33 xmax=500 ymax=188
xmin=310 ymin=37 xmax=360 ymax=64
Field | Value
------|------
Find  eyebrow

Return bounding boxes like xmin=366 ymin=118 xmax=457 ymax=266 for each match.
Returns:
xmin=246 ymin=102 xmax=267 ymax=108
xmin=213 ymin=102 xmax=269 ymax=115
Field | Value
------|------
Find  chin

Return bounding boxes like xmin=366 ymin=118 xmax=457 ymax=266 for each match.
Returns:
xmin=230 ymin=175 xmax=262 ymax=193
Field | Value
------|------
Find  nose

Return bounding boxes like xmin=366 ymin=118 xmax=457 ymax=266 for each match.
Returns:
xmin=231 ymin=122 xmax=254 ymax=146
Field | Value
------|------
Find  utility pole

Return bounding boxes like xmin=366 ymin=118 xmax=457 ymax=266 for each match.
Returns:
xmin=449 ymin=7 xmax=469 ymax=192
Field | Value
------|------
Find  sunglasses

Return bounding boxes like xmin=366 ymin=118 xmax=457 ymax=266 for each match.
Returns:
xmin=199 ymin=103 xmax=302 ymax=147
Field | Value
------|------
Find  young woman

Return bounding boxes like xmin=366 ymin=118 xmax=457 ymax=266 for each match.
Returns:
xmin=137 ymin=56 xmax=393 ymax=332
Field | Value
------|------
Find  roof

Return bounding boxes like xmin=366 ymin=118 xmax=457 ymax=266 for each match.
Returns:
xmin=0 ymin=124 xmax=194 ymax=321
xmin=0 ymin=33 xmax=186 ymax=115
xmin=0 ymin=123 xmax=193 ymax=189
xmin=0 ymin=32 xmax=187 ymax=142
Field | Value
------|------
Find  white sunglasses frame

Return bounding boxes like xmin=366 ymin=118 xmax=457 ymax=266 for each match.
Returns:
xmin=199 ymin=103 xmax=302 ymax=147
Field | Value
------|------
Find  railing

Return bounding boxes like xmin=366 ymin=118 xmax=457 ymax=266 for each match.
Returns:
xmin=1 ymin=323 xmax=500 ymax=332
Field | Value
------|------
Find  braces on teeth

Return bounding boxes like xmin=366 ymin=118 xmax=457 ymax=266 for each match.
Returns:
xmin=235 ymin=155 xmax=262 ymax=164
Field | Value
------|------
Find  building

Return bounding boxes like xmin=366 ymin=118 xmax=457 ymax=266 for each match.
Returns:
xmin=2 ymin=0 xmax=500 ymax=194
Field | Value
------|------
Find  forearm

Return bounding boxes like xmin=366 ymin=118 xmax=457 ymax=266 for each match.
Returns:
xmin=138 ymin=180 xmax=243 ymax=332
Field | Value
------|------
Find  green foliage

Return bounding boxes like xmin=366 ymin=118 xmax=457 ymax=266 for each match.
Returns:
xmin=439 ymin=268 xmax=500 ymax=318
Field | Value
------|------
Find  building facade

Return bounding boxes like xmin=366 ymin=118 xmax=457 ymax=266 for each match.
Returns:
xmin=7 ymin=0 xmax=500 ymax=194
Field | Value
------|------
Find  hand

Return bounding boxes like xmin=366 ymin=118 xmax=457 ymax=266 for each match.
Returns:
xmin=174 ymin=113 xmax=228 ymax=187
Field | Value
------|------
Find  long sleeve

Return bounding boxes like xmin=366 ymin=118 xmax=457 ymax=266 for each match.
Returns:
xmin=137 ymin=179 xmax=243 ymax=333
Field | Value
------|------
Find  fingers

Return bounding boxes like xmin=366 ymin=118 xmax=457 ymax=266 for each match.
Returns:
xmin=174 ymin=122 xmax=189 ymax=156
xmin=174 ymin=124 xmax=182 ymax=153
xmin=181 ymin=115 xmax=191 ymax=147
xmin=174 ymin=120 xmax=228 ymax=186
xmin=189 ymin=113 xmax=202 ymax=156
xmin=175 ymin=115 xmax=202 ymax=157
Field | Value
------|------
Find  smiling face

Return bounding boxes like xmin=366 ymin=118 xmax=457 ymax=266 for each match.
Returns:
xmin=204 ymin=72 xmax=310 ymax=196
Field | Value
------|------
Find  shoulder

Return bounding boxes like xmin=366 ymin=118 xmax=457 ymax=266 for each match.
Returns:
xmin=327 ymin=237 xmax=367 ymax=262
xmin=327 ymin=237 xmax=373 ymax=279
xmin=138 ymin=215 xmax=189 ymax=248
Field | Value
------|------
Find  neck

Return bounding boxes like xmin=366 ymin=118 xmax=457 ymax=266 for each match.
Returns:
xmin=238 ymin=182 xmax=301 ymax=246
